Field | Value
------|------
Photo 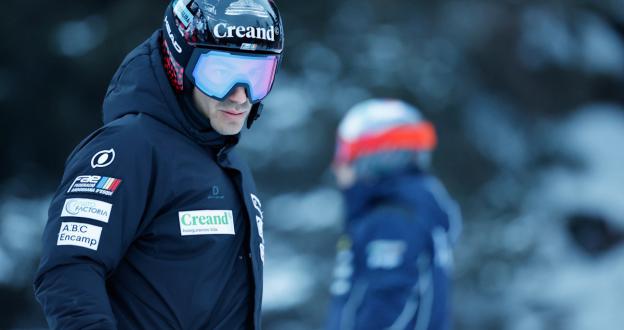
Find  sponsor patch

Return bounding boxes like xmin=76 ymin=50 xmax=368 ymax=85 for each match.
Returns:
xmin=178 ymin=210 xmax=235 ymax=236
xmin=173 ymin=0 xmax=193 ymax=27
xmin=61 ymin=198 xmax=112 ymax=223
xmin=67 ymin=175 xmax=122 ymax=196
xmin=57 ymin=222 xmax=102 ymax=251
xmin=91 ymin=149 xmax=115 ymax=168
xmin=225 ymin=0 xmax=269 ymax=18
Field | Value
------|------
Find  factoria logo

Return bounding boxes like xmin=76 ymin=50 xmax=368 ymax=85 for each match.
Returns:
xmin=61 ymin=198 xmax=112 ymax=223
xmin=213 ymin=23 xmax=276 ymax=41
xmin=164 ymin=16 xmax=182 ymax=53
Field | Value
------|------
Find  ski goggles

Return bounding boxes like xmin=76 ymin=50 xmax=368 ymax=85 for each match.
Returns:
xmin=186 ymin=49 xmax=280 ymax=103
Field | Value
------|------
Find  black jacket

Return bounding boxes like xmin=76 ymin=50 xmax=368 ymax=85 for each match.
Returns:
xmin=34 ymin=30 xmax=266 ymax=330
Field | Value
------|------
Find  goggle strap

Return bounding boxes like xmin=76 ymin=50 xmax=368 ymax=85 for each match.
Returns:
xmin=246 ymin=103 xmax=264 ymax=129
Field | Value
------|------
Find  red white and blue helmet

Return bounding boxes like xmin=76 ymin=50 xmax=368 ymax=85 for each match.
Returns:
xmin=334 ymin=99 xmax=437 ymax=174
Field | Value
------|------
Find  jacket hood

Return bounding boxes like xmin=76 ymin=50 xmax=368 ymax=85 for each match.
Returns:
xmin=342 ymin=169 xmax=429 ymax=220
xmin=102 ymin=30 xmax=238 ymax=148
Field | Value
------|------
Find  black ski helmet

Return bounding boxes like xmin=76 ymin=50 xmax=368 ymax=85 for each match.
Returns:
xmin=161 ymin=0 xmax=285 ymax=127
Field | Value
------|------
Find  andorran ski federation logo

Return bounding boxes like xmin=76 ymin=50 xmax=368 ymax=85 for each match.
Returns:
xmin=68 ymin=175 xmax=122 ymax=196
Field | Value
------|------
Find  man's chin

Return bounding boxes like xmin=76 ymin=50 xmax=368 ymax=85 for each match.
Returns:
xmin=214 ymin=124 xmax=244 ymax=136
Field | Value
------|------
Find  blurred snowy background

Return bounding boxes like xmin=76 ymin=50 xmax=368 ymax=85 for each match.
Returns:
xmin=2 ymin=0 xmax=624 ymax=329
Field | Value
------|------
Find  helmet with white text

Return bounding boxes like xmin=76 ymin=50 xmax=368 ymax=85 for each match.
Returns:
xmin=161 ymin=0 xmax=284 ymax=126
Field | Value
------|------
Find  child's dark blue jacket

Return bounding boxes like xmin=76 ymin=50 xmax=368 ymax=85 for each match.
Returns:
xmin=327 ymin=170 xmax=461 ymax=330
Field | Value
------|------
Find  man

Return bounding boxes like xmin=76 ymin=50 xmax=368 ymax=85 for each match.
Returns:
xmin=326 ymin=99 xmax=462 ymax=330
xmin=33 ymin=0 xmax=283 ymax=329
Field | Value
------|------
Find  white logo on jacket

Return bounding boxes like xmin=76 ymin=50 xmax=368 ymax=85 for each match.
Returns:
xmin=91 ymin=149 xmax=115 ymax=168
xmin=250 ymin=193 xmax=265 ymax=263
xmin=57 ymin=222 xmax=102 ymax=251
xmin=61 ymin=198 xmax=112 ymax=223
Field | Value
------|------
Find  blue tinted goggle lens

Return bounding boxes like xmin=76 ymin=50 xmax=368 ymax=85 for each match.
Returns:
xmin=190 ymin=50 xmax=278 ymax=102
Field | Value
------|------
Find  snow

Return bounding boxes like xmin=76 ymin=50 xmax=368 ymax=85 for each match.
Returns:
xmin=262 ymin=237 xmax=316 ymax=311
xmin=0 ymin=196 xmax=49 ymax=286
xmin=507 ymin=104 xmax=624 ymax=330
xmin=265 ymin=187 xmax=343 ymax=232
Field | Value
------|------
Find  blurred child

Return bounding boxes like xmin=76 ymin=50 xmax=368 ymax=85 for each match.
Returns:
xmin=327 ymin=99 xmax=462 ymax=330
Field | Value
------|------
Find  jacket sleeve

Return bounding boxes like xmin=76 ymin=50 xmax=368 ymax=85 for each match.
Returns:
xmin=425 ymin=176 xmax=462 ymax=246
xmin=33 ymin=122 xmax=155 ymax=330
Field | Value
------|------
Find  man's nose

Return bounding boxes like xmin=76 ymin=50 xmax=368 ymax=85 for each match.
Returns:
xmin=227 ymin=87 xmax=248 ymax=104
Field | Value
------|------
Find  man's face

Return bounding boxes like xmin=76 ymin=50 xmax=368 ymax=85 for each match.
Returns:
xmin=192 ymin=86 xmax=252 ymax=135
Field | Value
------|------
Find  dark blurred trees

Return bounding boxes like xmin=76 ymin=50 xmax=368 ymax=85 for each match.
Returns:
xmin=0 ymin=0 xmax=165 ymax=196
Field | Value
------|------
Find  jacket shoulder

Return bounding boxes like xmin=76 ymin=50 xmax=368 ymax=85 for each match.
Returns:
xmin=64 ymin=114 xmax=169 ymax=176
xmin=84 ymin=114 xmax=155 ymax=150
